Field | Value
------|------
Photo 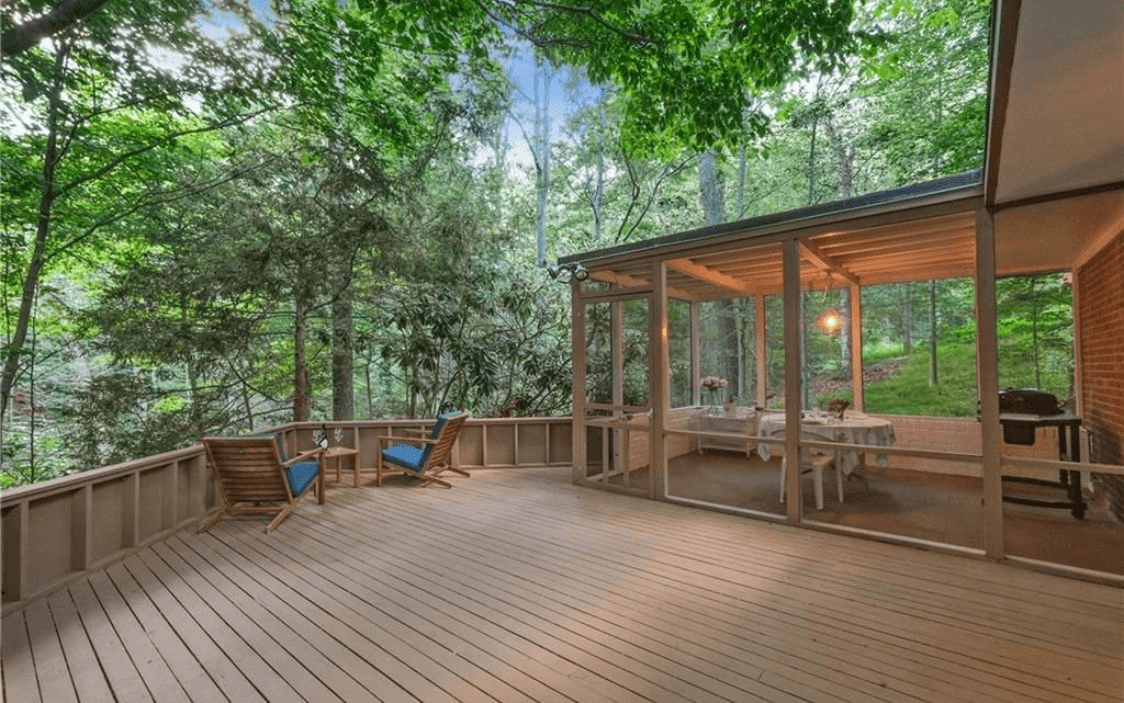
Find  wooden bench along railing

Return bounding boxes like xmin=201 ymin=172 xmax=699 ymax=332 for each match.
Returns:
xmin=1 ymin=417 xmax=573 ymax=612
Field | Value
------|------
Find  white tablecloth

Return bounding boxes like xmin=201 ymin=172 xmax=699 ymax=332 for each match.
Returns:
xmin=756 ymin=412 xmax=895 ymax=476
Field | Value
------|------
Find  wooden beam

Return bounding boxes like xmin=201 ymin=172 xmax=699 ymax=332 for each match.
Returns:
xmin=850 ymin=285 xmax=864 ymax=411
xmin=589 ymin=270 xmax=695 ymax=301
xmin=667 ymin=258 xmax=753 ymax=295
xmin=755 ymin=294 xmax=768 ymax=408
xmin=690 ymin=302 xmax=701 ymax=406
xmin=799 ymin=241 xmax=860 ymax=286
xmin=975 ymin=208 xmax=1004 ymax=559
xmin=571 ymin=280 xmax=587 ymax=485
xmin=590 ymin=270 xmax=648 ymax=288
xmin=782 ymin=239 xmax=803 ymax=523
xmin=612 ymin=301 xmax=624 ymax=473
xmin=650 ymin=261 xmax=669 ymax=500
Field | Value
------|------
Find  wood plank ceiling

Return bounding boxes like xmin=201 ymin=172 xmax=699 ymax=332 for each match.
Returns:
xmin=587 ymin=209 xmax=979 ymax=301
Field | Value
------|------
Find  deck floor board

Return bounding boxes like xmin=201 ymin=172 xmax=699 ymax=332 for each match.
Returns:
xmin=4 ymin=466 xmax=1122 ymax=703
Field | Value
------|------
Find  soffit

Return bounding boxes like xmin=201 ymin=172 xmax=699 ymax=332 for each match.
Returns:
xmin=991 ymin=0 xmax=1124 ymax=205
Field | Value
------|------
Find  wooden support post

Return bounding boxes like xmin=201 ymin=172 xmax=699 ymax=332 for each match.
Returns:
xmin=3 ymin=502 xmax=30 ymax=602
xmin=783 ymin=239 xmax=804 ymax=522
xmin=975 ymin=208 xmax=1004 ymax=559
xmin=755 ymin=294 xmax=768 ymax=408
xmin=690 ymin=301 xmax=701 ymax=406
xmin=850 ymin=284 xmax=865 ymax=411
xmin=612 ymin=299 xmax=625 ymax=474
xmin=571 ymin=280 xmax=587 ymax=484
xmin=650 ymin=261 xmax=669 ymax=499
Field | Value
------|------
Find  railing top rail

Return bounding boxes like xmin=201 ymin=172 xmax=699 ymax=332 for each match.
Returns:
xmin=1 ymin=444 xmax=205 ymax=505
xmin=1 ymin=416 xmax=573 ymax=506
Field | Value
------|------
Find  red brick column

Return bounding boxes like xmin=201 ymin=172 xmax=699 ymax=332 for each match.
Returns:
xmin=1077 ymin=231 xmax=1124 ymax=518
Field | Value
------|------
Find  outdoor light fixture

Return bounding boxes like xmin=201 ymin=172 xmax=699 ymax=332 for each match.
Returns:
xmin=816 ymin=309 xmax=843 ymax=336
xmin=547 ymin=262 xmax=589 ymax=283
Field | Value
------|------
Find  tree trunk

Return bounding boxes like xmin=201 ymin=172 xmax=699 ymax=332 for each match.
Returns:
xmin=698 ymin=151 xmax=738 ymax=395
xmin=1 ymin=43 xmax=68 ymax=423
xmin=331 ymin=286 xmax=354 ymax=420
xmin=293 ymin=297 xmax=310 ymax=422
xmin=822 ymin=116 xmax=853 ymax=199
xmin=901 ymin=284 xmax=913 ymax=353
xmin=736 ymin=141 xmax=747 ymax=220
xmin=592 ymin=87 xmax=606 ymax=241
xmin=534 ymin=59 xmax=552 ymax=267
xmin=1030 ymin=277 xmax=1041 ymax=389
xmin=929 ymin=280 xmax=939 ymax=386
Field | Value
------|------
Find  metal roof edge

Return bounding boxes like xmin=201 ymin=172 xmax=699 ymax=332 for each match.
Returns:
xmin=559 ymin=170 xmax=983 ymax=266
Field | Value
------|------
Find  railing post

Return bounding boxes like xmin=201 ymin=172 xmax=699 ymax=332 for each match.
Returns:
xmin=122 ymin=472 xmax=139 ymax=548
xmin=1 ymin=501 xmax=30 ymax=603
xmin=70 ymin=485 xmax=92 ymax=572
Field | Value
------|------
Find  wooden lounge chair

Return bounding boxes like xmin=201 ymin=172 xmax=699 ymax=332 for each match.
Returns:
xmin=377 ymin=411 xmax=469 ymax=488
xmin=200 ymin=434 xmax=325 ymax=533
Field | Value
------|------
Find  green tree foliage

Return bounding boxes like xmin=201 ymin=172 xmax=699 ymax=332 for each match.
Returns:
xmin=1 ymin=2 xmax=1032 ymax=487
xmin=0 ymin=0 xmax=273 ymax=421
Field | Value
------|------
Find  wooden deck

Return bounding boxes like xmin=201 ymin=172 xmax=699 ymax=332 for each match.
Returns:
xmin=3 ymin=466 xmax=1121 ymax=703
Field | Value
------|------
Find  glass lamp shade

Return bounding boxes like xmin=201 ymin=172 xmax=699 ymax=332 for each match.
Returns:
xmin=816 ymin=309 xmax=843 ymax=335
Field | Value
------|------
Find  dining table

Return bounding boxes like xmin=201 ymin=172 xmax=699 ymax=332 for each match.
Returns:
xmin=756 ymin=411 xmax=896 ymax=478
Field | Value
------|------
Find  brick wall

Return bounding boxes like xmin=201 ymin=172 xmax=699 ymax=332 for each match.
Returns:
xmin=1077 ymin=231 xmax=1124 ymax=518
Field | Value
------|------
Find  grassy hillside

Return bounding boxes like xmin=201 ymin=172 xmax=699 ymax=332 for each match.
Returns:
xmin=816 ymin=336 xmax=1071 ymax=417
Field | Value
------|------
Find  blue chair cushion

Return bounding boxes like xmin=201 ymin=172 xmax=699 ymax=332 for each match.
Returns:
xmin=420 ymin=410 xmax=462 ymax=465
xmin=382 ymin=443 xmax=425 ymax=473
xmin=285 ymin=459 xmax=320 ymax=497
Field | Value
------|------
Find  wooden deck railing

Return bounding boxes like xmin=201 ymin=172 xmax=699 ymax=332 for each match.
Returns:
xmin=0 ymin=417 xmax=573 ymax=612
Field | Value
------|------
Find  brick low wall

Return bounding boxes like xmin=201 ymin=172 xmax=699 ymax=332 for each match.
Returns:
xmin=878 ymin=413 xmax=1075 ymax=479
xmin=1078 ymin=230 xmax=1124 ymax=518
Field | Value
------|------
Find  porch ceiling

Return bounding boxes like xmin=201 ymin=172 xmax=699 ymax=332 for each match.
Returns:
xmin=579 ymin=189 xmax=983 ymax=301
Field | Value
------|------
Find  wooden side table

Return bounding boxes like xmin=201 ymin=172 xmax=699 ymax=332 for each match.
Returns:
xmin=322 ymin=446 xmax=361 ymax=487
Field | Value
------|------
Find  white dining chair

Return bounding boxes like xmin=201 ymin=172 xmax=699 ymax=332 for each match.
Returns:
xmin=777 ymin=430 xmax=844 ymax=510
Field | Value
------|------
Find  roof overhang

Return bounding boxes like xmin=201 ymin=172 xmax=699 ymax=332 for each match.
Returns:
xmin=985 ymin=0 xmax=1124 ymax=274
xmin=561 ymin=175 xmax=986 ymax=300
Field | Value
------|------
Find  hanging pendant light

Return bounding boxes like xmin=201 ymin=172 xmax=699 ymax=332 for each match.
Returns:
xmin=817 ymin=308 xmax=842 ymax=336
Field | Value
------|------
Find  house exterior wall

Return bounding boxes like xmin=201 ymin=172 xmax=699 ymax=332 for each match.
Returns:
xmin=1077 ymin=231 xmax=1124 ymax=518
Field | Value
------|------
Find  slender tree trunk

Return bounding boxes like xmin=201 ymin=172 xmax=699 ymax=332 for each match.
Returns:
xmin=492 ymin=112 xmax=507 ymax=222
xmin=534 ymin=59 xmax=552 ymax=267
xmin=929 ymin=280 xmax=938 ymax=386
xmin=699 ymin=151 xmax=738 ymax=395
xmin=805 ymin=77 xmax=823 ymax=205
xmin=1030 ymin=277 xmax=1041 ymax=388
xmin=592 ymin=89 xmax=606 ymax=242
xmin=242 ymin=380 xmax=254 ymax=431
xmin=365 ymin=358 xmax=373 ymax=418
xmin=736 ymin=141 xmax=747 ymax=219
xmin=901 ymin=284 xmax=913 ymax=353
xmin=822 ymin=117 xmax=853 ymax=199
xmin=1 ymin=43 xmax=68 ymax=423
xmin=331 ymin=286 xmax=354 ymax=420
xmin=293 ymin=297 xmax=310 ymax=422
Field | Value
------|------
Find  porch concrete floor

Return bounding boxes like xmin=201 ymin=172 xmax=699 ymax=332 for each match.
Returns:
xmin=656 ymin=452 xmax=1124 ymax=575
xmin=3 ymin=466 xmax=1122 ymax=702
